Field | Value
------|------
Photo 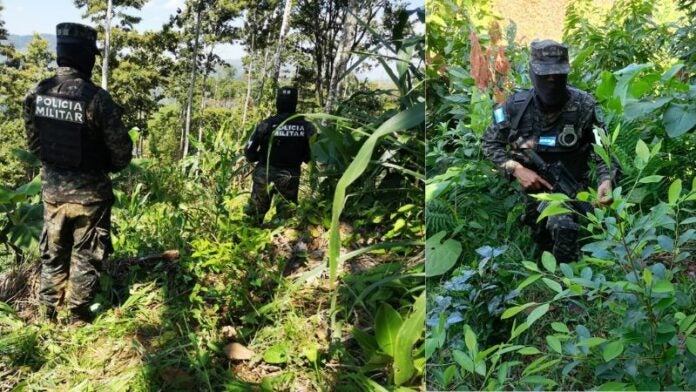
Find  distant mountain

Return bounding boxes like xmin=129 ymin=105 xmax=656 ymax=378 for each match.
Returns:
xmin=6 ymin=34 xmax=57 ymax=52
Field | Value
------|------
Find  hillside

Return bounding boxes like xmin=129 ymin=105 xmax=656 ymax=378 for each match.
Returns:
xmin=493 ymin=0 xmax=614 ymax=43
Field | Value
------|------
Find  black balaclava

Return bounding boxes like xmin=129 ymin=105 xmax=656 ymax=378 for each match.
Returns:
xmin=531 ymin=71 xmax=569 ymax=113
xmin=57 ymin=43 xmax=96 ymax=77
xmin=276 ymin=86 xmax=298 ymax=114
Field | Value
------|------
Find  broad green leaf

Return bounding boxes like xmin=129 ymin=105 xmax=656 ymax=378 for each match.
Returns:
xmin=559 ymin=263 xmax=574 ymax=278
xmin=518 ymin=347 xmax=542 ymax=355
xmin=546 ymin=335 xmax=562 ymax=354
xmin=542 ymin=278 xmax=563 ymax=293
xmin=522 ymin=356 xmax=562 ymax=376
xmin=639 ymin=175 xmax=664 ymax=184
xmin=531 ymin=193 xmax=570 ymax=202
xmin=551 ymin=322 xmax=570 ymax=334
xmin=602 ymin=341 xmax=624 ymax=362
xmin=522 ymin=261 xmax=540 ymax=272
xmin=668 ymin=179 xmax=682 ymax=205
xmin=464 ymin=325 xmax=477 ymax=354
xmin=686 ymin=337 xmax=696 ymax=356
xmin=577 ymin=337 xmax=606 ymax=348
xmin=452 ymin=350 xmax=474 ymax=373
xmin=679 ymin=314 xmax=696 ymax=333
xmin=526 ymin=303 xmax=550 ymax=327
xmin=516 ymin=274 xmax=542 ymax=292
xmin=635 ymin=139 xmax=650 ymax=162
xmin=536 ymin=204 xmax=572 ymax=223
xmin=502 ymin=302 xmax=538 ymax=319
xmin=511 ymin=322 xmax=530 ymax=340
xmin=15 ymin=175 xmax=42 ymax=197
xmin=643 ymin=268 xmax=653 ymax=286
xmin=393 ymin=292 xmax=425 ymax=386
xmin=598 ymin=382 xmax=628 ymax=391
xmin=519 ymin=375 xmax=557 ymax=387
xmin=664 ymin=103 xmax=696 ymax=138
xmin=611 ymin=123 xmax=621 ymax=145
xmin=425 ymin=231 xmax=462 ymax=277
xmin=541 ymin=252 xmax=556 ymax=273
xmin=653 ymin=280 xmax=674 ymax=294
xmin=263 ymin=343 xmax=289 ymax=364
xmin=375 ymin=304 xmax=403 ymax=356
xmin=623 ymin=97 xmax=671 ymax=121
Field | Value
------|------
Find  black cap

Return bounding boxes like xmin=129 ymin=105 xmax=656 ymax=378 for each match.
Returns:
xmin=56 ymin=23 xmax=99 ymax=55
xmin=530 ymin=39 xmax=570 ymax=75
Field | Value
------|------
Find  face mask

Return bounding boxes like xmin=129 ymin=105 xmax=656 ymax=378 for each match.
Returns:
xmin=531 ymin=71 xmax=569 ymax=112
xmin=56 ymin=43 xmax=96 ymax=77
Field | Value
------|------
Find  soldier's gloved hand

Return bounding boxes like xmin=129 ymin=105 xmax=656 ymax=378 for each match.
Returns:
xmin=513 ymin=165 xmax=553 ymax=191
xmin=597 ymin=179 xmax=613 ymax=206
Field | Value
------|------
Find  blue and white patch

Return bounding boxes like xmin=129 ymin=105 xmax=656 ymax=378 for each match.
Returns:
xmin=539 ymin=136 xmax=557 ymax=147
xmin=493 ymin=107 xmax=505 ymax=124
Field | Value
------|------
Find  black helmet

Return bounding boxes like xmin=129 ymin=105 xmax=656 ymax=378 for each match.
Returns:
xmin=56 ymin=23 xmax=99 ymax=55
xmin=276 ymin=86 xmax=298 ymax=113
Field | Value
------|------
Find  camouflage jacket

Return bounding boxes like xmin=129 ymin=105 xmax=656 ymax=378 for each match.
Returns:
xmin=481 ymin=87 xmax=613 ymax=187
xmin=23 ymin=67 xmax=132 ymax=204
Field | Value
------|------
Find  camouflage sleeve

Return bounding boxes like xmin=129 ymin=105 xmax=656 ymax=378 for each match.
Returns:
xmin=583 ymin=96 xmax=614 ymax=184
xmin=23 ymin=88 xmax=41 ymax=157
xmin=92 ymin=90 xmax=132 ymax=172
xmin=244 ymin=121 xmax=268 ymax=162
xmin=481 ymin=104 xmax=519 ymax=179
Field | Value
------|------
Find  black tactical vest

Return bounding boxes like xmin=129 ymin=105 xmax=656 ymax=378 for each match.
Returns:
xmin=258 ymin=114 xmax=311 ymax=168
xmin=33 ymin=74 xmax=109 ymax=171
xmin=506 ymin=88 xmax=592 ymax=183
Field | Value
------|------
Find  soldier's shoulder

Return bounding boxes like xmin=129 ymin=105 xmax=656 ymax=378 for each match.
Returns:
xmin=91 ymin=88 xmax=123 ymax=112
xmin=568 ymin=86 xmax=597 ymax=107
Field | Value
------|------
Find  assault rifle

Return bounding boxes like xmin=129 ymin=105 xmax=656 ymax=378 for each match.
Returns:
xmin=519 ymin=149 xmax=594 ymax=215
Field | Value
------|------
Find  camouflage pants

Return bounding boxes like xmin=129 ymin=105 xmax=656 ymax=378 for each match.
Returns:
xmin=523 ymin=198 xmax=581 ymax=263
xmin=39 ymin=201 xmax=112 ymax=317
xmin=245 ymin=164 xmax=301 ymax=223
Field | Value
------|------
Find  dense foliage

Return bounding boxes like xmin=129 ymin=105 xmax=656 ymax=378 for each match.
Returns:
xmin=0 ymin=1 xmax=425 ymax=390
xmin=426 ymin=0 xmax=696 ymax=390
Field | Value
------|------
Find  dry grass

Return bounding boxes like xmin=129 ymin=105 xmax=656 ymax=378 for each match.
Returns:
xmin=493 ymin=0 xmax=615 ymax=44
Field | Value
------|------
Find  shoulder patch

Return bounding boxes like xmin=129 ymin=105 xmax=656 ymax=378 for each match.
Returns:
xmin=493 ymin=107 xmax=506 ymax=124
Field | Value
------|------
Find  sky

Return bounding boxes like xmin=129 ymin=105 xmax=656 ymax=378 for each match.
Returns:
xmin=2 ymin=0 xmax=246 ymax=58
xmin=2 ymin=0 xmax=424 ymax=79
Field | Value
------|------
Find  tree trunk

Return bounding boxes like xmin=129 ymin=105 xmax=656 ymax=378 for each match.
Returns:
xmin=325 ymin=1 xmax=358 ymax=114
xmin=255 ymin=47 xmax=271 ymax=103
xmin=195 ymin=44 xmax=216 ymax=168
xmin=101 ymin=0 xmax=113 ymax=90
xmin=241 ymin=32 xmax=255 ymax=131
xmin=269 ymin=0 xmax=293 ymax=89
xmin=182 ymin=3 xmax=203 ymax=160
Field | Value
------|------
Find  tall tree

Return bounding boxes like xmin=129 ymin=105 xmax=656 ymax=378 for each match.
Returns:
xmin=324 ymin=0 xmax=358 ymax=113
xmin=166 ymin=0 xmax=244 ymax=159
xmin=73 ymin=0 xmax=148 ymax=89
xmin=294 ymin=0 xmax=386 ymax=108
xmin=268 ymin=0 xmax=294 ymax=89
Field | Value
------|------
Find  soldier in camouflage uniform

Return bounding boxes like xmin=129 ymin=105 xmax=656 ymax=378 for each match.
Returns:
xmin=244 ymin=87 xmax=314 ymax=224
xmin=23 ymin=23 xmax=133 ymax=322
xmin=481 ymin=40 xmax=615 ymax=263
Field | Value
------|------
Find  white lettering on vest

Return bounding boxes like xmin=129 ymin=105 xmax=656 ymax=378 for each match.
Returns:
xmin=34 ymin=95 xmax=86 ymax=124
xmin=273 ymin=123 xmax=306 ymax=137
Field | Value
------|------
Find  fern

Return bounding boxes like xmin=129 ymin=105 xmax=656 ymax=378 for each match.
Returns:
xmin=426 ymin=199 xmax=458 ymax=234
